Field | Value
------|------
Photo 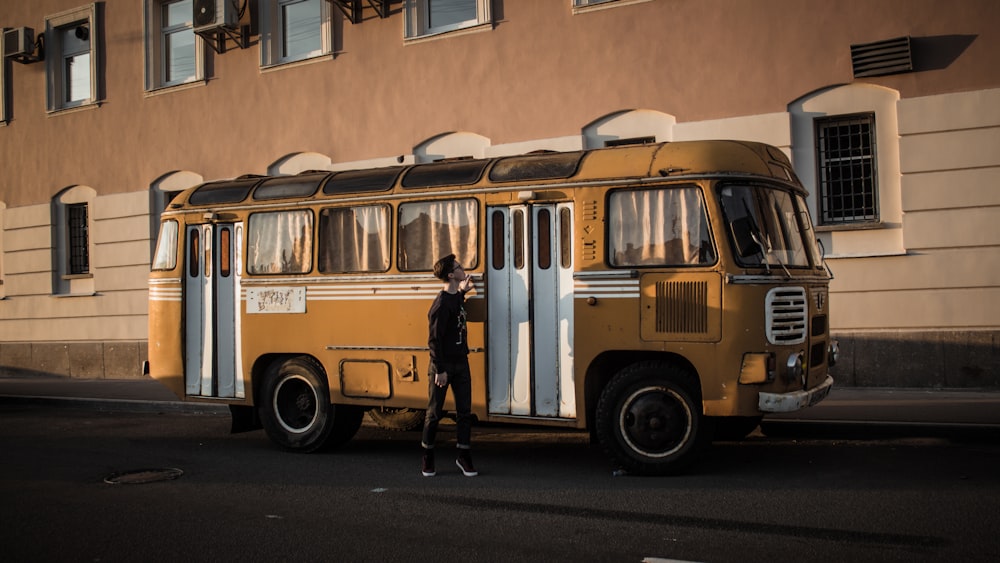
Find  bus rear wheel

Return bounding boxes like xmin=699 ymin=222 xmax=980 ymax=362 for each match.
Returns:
xmin=258 ymin=356 xmax=363 ymax=452
xmin=595 ymin=362 xmax=707 ymax=475
xmin=368 ymin=407 xmax=425 ymax=431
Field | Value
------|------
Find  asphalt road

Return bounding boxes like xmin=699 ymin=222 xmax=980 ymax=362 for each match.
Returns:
xmin=1 ymin=404 xmax=999 ymax=563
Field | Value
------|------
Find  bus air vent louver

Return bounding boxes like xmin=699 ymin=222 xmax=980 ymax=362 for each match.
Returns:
xmin=656 ymin=281 xmax=708 ymax=334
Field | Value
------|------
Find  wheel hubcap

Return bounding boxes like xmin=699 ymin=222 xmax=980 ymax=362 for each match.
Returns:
xmin=274 ymin=375 xmax=319 ymax=434
xmin=620 ymin=386 xmax=692 ymax=458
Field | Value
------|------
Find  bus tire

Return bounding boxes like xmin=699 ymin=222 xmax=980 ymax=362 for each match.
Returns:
xmin=595 ymin=362 xmax=707 ymax=476
xmin=258 ymin=356 xmax=361 ymax=453
xmin=368 ymin=407 xmax=426 ymax=431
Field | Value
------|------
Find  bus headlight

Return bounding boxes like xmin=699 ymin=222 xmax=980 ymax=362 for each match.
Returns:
xmin=828 ymin=340 xmax=840 ymax=367
xmin=785 ymin=352 xmax=804 ymax=383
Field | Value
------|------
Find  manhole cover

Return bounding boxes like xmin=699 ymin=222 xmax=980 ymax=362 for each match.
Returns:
xmin=104 ymin=468 xmax=184 ymax=485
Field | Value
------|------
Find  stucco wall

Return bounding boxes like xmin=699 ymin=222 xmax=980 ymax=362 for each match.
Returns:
xmin=1 ymin=0 xmax=998 ymax=383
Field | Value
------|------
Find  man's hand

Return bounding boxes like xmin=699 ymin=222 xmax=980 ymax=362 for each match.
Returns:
xmin=434 ymin=372 xmax=449 ymax=388
xmin=459 ymin=277 xmax=474 ymax=293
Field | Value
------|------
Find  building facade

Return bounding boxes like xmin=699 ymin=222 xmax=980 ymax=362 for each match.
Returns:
xmin=1 ymin=0 xmax=998 ymax=386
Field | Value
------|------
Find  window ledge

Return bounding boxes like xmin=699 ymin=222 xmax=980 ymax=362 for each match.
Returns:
xmin=46 ymin=101 xmax=101 ymax=117
xmin=62 ymin=273 xmax=94 ymax=281
xmin=824 ymin=251 xmax=908 ymax=259
xmin=260 ymin=53 xmax=334 ymax=74
xmin=816 ymin=221 xmax=900 ymax=233
xmin=572 ymin=0 xmax=655 ymax=15
xmin=404 ymin=22 xmax=493 ymax=45
xmin=53 ymin=292 xmax=98 ymax=298
xmin=144 ymin=79 xmax=208 ymax=98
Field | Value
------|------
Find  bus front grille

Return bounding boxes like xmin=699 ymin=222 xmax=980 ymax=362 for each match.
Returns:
xmin=765 ymin=287 xmax=808 ymax=345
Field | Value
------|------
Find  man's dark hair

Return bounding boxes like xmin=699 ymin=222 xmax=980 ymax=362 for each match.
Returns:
xmin=433 ymin=254 xmax=457 ymax=281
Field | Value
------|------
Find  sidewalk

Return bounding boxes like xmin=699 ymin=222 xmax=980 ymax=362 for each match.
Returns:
xmin=0 ymin=375 xmax=228 ymax=414
xmin=1 ymin=374 xmax=999 ymax=440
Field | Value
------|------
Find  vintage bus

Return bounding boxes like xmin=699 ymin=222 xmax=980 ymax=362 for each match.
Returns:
xmin=148 ymin=140 xmax=838 ymax=475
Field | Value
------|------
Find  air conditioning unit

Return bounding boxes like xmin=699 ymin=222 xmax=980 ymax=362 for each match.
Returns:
xmin=193 ymin=0 xmax=240 ymax=34
xmin=3 ymin=27 xmax=35 ymax=58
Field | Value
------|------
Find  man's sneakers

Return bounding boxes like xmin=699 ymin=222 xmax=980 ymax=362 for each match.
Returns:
xmin=422 ymin=447 xmax=478 ymax=477
xmin=456 ymin=450 xmax=478 ymax=477
xmin=421 ymin=449 xmax=436 ymax=477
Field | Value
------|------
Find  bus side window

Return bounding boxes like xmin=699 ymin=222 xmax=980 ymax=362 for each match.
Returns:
xmin=608 ymin=187 xmax=714 ymax=267
xmin=319 ymin=205 xmax=391 ymax=273
xmin=152 ymin=220 xmax=178 ymax=271
xmin=246 ymin=210 xmax=314 ymax=274
xmin=398 ymin=199 xmax=478 ymax=272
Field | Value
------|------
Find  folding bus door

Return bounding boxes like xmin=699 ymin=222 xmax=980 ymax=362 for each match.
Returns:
xmin=486 ymin=204 xmax=575 ymax=419
xmin=184 ymin=223 xmax=244 ymax=398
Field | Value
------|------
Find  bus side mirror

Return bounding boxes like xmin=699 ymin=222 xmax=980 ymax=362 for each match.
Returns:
xmin=730 ymin=217 xmax=762 ymax=258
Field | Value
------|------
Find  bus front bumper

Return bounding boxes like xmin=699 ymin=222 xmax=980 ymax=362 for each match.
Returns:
xmin=758 ymin=375 xmax=834 ymax=413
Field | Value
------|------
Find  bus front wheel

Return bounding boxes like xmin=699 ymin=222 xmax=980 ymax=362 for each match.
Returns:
xmin=595 ymin=362 xmax=708 ymax=475
xmin=258 ymin=356 xmax=363 ymax=452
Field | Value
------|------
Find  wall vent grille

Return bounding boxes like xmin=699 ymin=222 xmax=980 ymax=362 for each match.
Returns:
xmin=851 ymin=36 xmax=913 ymax=78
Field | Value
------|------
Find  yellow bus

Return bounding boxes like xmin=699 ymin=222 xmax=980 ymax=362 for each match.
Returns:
xmin=148 ymin=140 xmax=837 ymax=475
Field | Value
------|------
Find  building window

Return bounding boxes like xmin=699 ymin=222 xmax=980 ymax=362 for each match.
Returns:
xmin=260 ymin=0 xmax=330 ymax=67
xmin=52 ymin=186 xmax=96 ymax=295
xmin=45 ymin=4 xmax=101 ymax=111
xmin=404 ymin=0 xmax=492 ymax=39
xmin=145 ymin=0 xmax=205 ymax=90
xmin=67 ymin=204 xmax=90 ymax=275
xmin=815 ymin=113 xmax=879 ymax=225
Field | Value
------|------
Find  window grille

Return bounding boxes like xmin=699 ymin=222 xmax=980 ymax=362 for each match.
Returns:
xmin=68 ymin=203 xmax=90 ymax=274
xmin=814 ymin=113 xmax=879 ymax=224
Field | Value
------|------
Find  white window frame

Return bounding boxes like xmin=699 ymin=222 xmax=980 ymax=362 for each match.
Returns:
xmin=259 ymin=0 xmax=331 ymax=68
xmin=45 ymin=3 xmax=101 ymax=113
xmin=404 ymin=0 xmax=492 ymax=40
xmin=791 ymin=83 xmax=904 ymax=258
xmin=144 ymin=0 xmax=206 ymax=92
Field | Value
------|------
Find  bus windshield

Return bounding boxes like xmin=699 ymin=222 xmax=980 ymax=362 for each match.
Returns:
xmin=718 ymin=184 xmax=818 ymax=269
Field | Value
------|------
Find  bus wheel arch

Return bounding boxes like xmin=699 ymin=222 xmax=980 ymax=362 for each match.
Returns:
xmin=257 ymin=355 xmax=363 ymax=452
xmin=584 ymin=351 xmax=699 ymax=434
xmin=594 ymin=359 xmax=710 ymax=475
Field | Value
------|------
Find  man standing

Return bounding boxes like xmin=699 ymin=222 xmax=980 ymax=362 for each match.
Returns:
xmin=421 ymin=253 xmax=478 ymax=477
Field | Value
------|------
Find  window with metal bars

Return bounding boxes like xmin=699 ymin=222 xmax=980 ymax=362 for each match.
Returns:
xmin=814 ymin=113 xmax=879 ymax=225
xmin=67 ymin=203 xmax=90 ymax=274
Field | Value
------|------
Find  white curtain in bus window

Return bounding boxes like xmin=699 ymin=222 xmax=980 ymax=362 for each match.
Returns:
xmin=609 ymin=188 xmax=714 ymax=266
xmin=398 ymin=199 xmax=478 ymax=271
xmin=319 ymin=205 xmax=390 ymax=273
xmin=247 ymin=210 xmax=313 ymax=274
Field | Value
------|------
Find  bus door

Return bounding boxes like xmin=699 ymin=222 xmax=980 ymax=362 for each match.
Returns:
xmin=184 ymin=223 xmax=244 ymax=399
xmin=486 ymin=204 xmax=575 ymax=418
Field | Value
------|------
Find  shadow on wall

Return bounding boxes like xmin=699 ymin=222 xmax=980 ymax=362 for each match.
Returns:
xmin=911 ymin=34 xmax=977 ymax=72
xmin=831 ymin=330 xmax=999 ymax=388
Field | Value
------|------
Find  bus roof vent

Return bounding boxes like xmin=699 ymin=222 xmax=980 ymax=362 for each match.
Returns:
xmin=401 ymin=159 xmax=489 ymax=189
xmin=187 ymin=179 xmax=259 ymax=205
xmin=254 ymin=173 xmax=326 ymax=200
xmin=322 ymin=167 xmax=403 ymax=195
xmin=489 ymin=151 xmax=585 ymax=183
xmin=851 ymin=36 xmax=913 ymax=78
